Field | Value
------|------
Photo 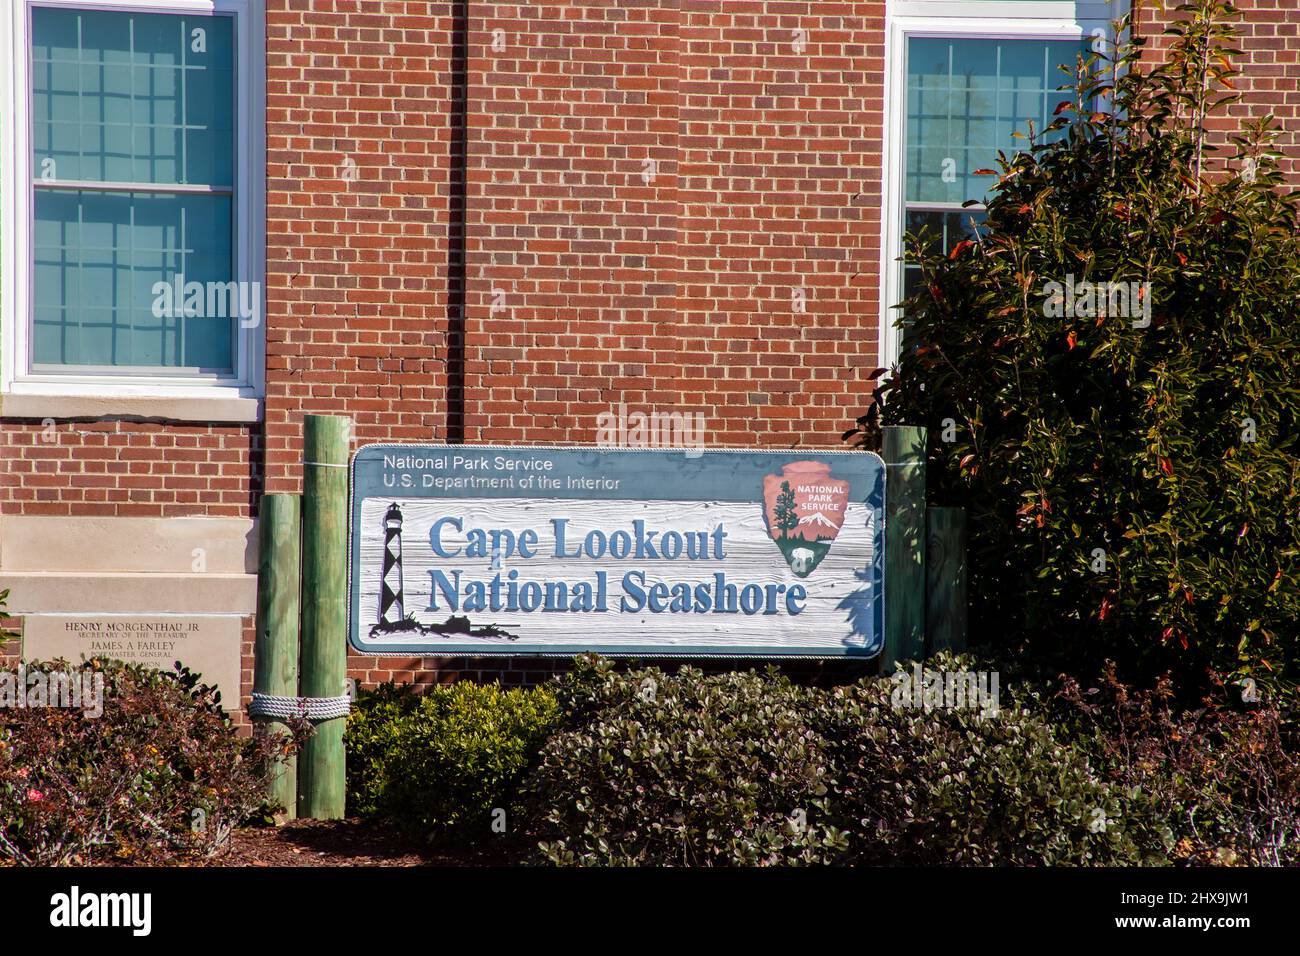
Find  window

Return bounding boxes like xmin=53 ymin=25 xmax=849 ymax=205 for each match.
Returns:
xmin=881 ymin=2 xmax=1118 ymax=364
xmin=1 ymin=0 xmax=263 ymax=400
xmin=902 ymin=36 xmax=1085 ymax=299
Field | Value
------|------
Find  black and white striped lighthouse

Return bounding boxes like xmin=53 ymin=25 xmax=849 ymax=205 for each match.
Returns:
xmin=378 ymin=502 xmax=406 ymax=625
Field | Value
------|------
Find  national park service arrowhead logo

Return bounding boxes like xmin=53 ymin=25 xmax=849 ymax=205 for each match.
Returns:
xmin=762 ymin=460 xmax=850 ymax=577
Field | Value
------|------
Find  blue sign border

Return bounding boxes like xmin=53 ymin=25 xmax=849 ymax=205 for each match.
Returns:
xmin=348 ymin=444 xmax=886 ymax=658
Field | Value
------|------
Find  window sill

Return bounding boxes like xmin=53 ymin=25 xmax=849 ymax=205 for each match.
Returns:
xmin=0 ymin=391 xmax=263 ymax=424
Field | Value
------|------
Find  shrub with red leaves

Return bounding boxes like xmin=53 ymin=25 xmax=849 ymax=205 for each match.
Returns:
xmin=0 ymin=658 xmax=301 ymax=865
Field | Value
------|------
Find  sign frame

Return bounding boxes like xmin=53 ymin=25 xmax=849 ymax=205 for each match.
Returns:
xmin=347 ymin=444 xmax=887 ymax=659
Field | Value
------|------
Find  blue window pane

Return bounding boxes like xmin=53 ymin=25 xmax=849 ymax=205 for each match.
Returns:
xmin=906 ymin=37 xmax=1085 ymax=205
xmin=30 ymin=8 xmax=238 ymax=375
xmin=33 ymin=190 xmax=234 ymax=372
xmin=31 ymin=8 xmax=235 ymax=187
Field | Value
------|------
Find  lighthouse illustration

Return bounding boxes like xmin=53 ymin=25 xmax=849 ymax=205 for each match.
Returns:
xmin=378 ymin=503 xmax=406 ymax=626
xmin=368 ymin=500 xmax=517 ymax=641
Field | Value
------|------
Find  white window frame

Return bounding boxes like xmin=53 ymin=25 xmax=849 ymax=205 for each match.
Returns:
xmin=0 ymin=0 xmax=265 ymax=401
xmin=880 ymin=2 xmax=1119 ymax=367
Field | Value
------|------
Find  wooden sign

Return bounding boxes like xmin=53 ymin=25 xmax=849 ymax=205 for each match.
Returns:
xmin=348 ymin=446 xmax=886 ymax=657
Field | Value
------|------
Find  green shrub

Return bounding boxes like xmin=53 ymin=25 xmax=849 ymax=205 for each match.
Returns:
xmin=343 ymin=681 xmax=415 ymax=820
xmin=525 ymin=655 xmax=1195 ymax=867
xmin=344 ymin=680 xmax=559 ymax=845
xmin=812 ymin=654 xmax=1172 ymax=866
xmin=0 ymin=658 xmax=295 ymax=865
xmin=848 ymin=0 xmax=1300 ymax=693
xmin=350 ymin=657 xmax=1295 ymax=868
xmin=525 ymin=656 xmax=848 ymax=866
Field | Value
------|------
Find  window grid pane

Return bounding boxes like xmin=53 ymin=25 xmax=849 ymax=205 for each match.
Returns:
xmin=33 ymin=190 xmax=235 ymax=372
xmin=905 ymin=36 xmax=1085 ymax=205
xmin=29 ymin=8 xmax=237 ymax=374
xmin=31 ymin=9 xmax=234 ymax=187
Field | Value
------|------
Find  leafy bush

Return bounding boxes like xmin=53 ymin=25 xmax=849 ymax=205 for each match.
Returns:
xmin=812 ymin=654 xmax=1172 ymax=866
xmin=344 ymin=680 xmax=559 ymax=845
xmin=0 ymin=658 xmax=295 ymax=865
xmin=352 ymin=655 xmax=1294 ymax=867
xmin=1053 ymin=663 xmax=1300 ymax=866
xmin=848 ymin=1 xmax=1300 ymax=692
xmin=526 ymin=656 xmax=848 ymax=866
xmin=525 ymin=655 xmax=1169 ymax=866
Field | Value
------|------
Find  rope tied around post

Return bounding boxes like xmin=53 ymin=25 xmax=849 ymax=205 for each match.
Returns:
xmin=249 ymin=691 xmax=352 ymax=721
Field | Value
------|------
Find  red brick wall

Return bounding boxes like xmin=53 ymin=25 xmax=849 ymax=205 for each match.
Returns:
xmin=263 ymin=0 xmax=459 ymax=491
xmin=465 ymin=1 xmax=885 ymax=447
xmin=0 ymin=616 xmax=21 ymax=670
xmin=673 ymin=1 xmax=884 ymax=446
xmin=0 ymin=421 xmax=259 ymax=518
xmin=466 ymin=1 xmax=683 ymax=443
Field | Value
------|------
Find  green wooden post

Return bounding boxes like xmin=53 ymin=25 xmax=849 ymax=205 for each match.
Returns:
xmin=298 ymin=415 xmax=351 ymax=819
xmin=926 ymin=506 xmax=968 ymax=655
xmin=883 ymin=425 xmax=926 ymax=672
xmin=253 ymin=493 xmax=301 ymax=820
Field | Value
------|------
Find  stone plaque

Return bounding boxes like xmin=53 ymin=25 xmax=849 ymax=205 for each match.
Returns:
xmin=21 ymin=615 xmax=243 ymax=710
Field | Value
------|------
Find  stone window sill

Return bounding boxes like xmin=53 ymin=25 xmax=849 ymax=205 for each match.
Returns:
xmin=0 ymin=392 xmax=262 ymax=424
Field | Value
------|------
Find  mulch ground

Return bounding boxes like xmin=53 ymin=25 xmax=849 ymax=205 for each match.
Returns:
xmin=220 ymin=819 xmax=521 ymax=867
